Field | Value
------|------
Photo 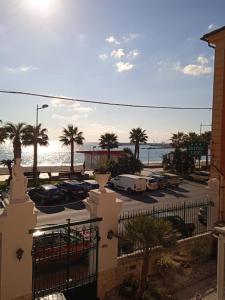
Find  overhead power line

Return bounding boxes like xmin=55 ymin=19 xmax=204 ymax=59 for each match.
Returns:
xmin=0 ymin=89 xmax=212 ymax=110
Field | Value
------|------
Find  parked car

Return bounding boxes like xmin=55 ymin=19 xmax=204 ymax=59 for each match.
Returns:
xmin=163 ymin=173 xmax=181 ymax=187
xmin=28 ymin=185 xmax=64 ymax=205
xmin=33 ymin=228 xmax=90 ymax=265
xmin=109 ymin=174 xmax=146 ymax=193
xmin=145 ymin=177 xmax=159 ymax=191
xmin=82 ymin=180 xmax=99 ymax=191
xmin=151 ymin=174 xmax=168 ymax=188
xmin=57 ymin=180 xmax=88 ymax=202
xmin=198 ymin=205 xmax=208 ymax=225
xmin=189 ymin=171 xmax=210 ymax=183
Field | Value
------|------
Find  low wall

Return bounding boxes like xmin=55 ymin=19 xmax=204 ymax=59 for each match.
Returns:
xmin=98 ymin=233 xmax=214 ymax=299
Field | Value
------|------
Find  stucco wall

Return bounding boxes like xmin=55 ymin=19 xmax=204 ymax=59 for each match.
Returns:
xmin=98 ymin=233 xmax=214 ymax=299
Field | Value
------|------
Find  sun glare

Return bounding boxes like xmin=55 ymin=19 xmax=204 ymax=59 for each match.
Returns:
xmin=26 ymin=0 xmax=55 ymax=15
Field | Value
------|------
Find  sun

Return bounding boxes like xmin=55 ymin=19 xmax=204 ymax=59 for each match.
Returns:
xmin=26 ymin=0 xmax=54 ymax=14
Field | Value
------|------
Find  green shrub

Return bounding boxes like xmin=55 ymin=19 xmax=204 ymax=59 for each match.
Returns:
xmin=119 ymin=276 xmax=139 ymax=299
xmin=156 ymin=255 xmax=177 ymax=275
xmin=190 ymin=239 xmax=211 ymax=261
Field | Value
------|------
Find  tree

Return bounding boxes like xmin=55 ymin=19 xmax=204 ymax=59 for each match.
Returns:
xmin=0 ymin=120 xmax=7 ymax=144
xmin=170 ymin=131 xmax=186 ymax=149
xmin=4 ymin=122 xmax=26 ymax=159
xmin=109 ymin=148 xmax=144 ymax=177
xmin=123 ymin=215 xmax=174 ymax=297
xmin=59 ymin=125 xmax=85 ymax=173
xmin=99 ymin=133 xmax=118 ymax=161
xmin=23 ymin=124 xmax=49 ymax=179
xmin=129 ymin=127 xmax=148 ymax=159
xmin=162 ymin=149 xmax=195 ymax=174
xmin=0 ymin=159 xmax=14 ymax=183
xmin=200 ymin=131 xmax=211 ymax=167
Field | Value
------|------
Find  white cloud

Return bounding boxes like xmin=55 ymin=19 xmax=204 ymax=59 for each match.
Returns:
xmin=123 ymin=33 xmax=140 ymax=43
xmin=111 ymin=48 xmax=125 ymax=59
xmin=181 ymin=64 xmax=213 ymax=76
xmin=208 ymin=24 xmax=217 ymax=31
xmin=51 ymin=98 xmax=93 ymax=112
xmin=99 ymin=53 xmax=108 ymax=61
xmin=105 ymin=35 xmax=120 ymax=45
xmin=52 ymin=114 xmax=81 ymax=121
xmin=127 ymin=49 xmax=139 ymax=59
xmin=174 ymin=55 xmax=213 ymax=76
xmin=196 ymin=55 xmax=208 ymax=65
xmin=116 ymin=61 xmax=134 ymax=72
xmin=5 ymin=65 xmax=37 ymax=73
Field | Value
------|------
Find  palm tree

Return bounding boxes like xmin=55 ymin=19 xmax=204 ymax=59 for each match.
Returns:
xmin=4 ymin=122 xmax=26 ymax=159
xmin=99 ymin=133 xmax=119 ymax=161
xmin=129 ymin=127 xmax=148 ymax=159
xmin=0 ymin=159 xmax=14 ymax=183
xmin=59 ymin=125 xmax=85 ymax=173
xmin=170 ymin=131 xmax=186 ymax=149
xmin=0 ymin=120 xmax=7 ymax=144
xmin=23 ymin=124 xmax=49 ymax=179
xmin=200 ymin=131 xmax=211 ymax=167
xmin=123 ymin=215 xmax=174 ymax=297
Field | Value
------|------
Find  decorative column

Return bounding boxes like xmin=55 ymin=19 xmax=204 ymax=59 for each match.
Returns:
xmin=85 ymin=184 xmax=123 ymax=299
xmin=0 ymin=158 xmax=37 ymax=300
xmin=214 ymin=226 xmax=225 ymax=300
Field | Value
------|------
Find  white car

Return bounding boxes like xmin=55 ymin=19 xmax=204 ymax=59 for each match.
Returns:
xmin=110 ymin=174 xmax=146 ymax=193
xmin=145 ymin=177 xmax=159 ymax=190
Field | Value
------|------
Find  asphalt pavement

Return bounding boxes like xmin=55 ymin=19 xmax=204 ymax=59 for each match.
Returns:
xmin=36 ymin=180 xmax=209 ymax=226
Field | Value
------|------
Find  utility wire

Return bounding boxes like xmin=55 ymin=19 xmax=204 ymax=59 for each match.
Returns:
xmin=0 ymin=89 xmax=212 ymax=110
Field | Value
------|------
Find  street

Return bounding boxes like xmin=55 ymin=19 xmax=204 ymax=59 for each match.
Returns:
xmin=36 ymin=180 xmax=209 ymax=226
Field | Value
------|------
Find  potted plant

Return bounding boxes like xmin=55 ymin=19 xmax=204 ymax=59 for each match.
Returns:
xmin=94 ymin=159 xmax=111 ymax=192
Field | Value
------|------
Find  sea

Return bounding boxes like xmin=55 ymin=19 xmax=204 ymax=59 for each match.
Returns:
xmin=0 ymin=141 xmax=172 ymax=166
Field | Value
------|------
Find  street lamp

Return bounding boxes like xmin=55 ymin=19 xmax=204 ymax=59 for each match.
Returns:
xmin=36 ymin=104 xmax=48 ymax=127
xmin=34 ymin=104 xmax=48 ymax=180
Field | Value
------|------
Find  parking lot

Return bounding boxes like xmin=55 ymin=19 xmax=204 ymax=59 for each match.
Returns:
xmin=35 ymin=179 xmax=210 ymax=226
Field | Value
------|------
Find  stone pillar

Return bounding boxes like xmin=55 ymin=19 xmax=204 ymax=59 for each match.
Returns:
xmin=85 ymin=187 xmax=123 ymax=299
xmin=0 ymin=159 xmax=37 ymax=300
xmin=217 ymin=233 xmax=225 ymax=300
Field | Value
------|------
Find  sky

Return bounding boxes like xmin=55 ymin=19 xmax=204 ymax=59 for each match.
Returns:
xmin=0 ymin=0 xmax=224 ymax=143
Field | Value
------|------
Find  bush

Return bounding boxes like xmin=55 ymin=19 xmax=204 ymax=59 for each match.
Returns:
xmin=119 ymin=276 xmax=139 ymax=299
xmin=190 ymin=239 xmax=211 ymax=261
xmin=156 ymin=255 xmax=177 ymax=275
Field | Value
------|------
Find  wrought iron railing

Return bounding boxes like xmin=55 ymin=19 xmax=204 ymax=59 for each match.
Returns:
xmin=118 ymin=200 xmax=214 ymax=256
xmin=30 ymin=217 xmax=102 ymax=299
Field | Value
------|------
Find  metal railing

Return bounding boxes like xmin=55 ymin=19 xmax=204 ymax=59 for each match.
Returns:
xmin=118 ymin=200 xmax=214 ymax=256
xmin=31 ymin=217 xmax=102 ymax=299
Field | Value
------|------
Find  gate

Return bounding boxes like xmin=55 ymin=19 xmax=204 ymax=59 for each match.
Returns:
xmin=30 ymin=217 xmax=102 ymax=300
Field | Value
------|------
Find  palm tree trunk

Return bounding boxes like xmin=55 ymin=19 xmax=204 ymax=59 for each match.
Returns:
xmin=33 ymin=140 xmax=38 ymax=179
xmin=70 ymin=142 xmax=74 ymax=173
xmin=13 ymin=139 xmax=21 ymax=159
xmin=134 ymin=143 xmax=138 ymax=159
xmin=138 ymin=250 xmax=150 ymax=297
xmin=137 ymin=142 xmax=140 ymax=159
xmin=107 ymin=147 xmax=110 ymax=161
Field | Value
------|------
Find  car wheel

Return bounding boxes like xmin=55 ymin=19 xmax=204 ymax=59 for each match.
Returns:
xmin=127 ymin=188 xmax=132 ymax=194
xmin=64 ymin=194 xmax=70 ymax=203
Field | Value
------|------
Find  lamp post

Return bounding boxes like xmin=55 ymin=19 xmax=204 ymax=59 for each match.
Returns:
xmin=34 ymin=104 xmax=48 ymax=179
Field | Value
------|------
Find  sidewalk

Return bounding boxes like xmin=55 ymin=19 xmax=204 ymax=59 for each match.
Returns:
xmin=176 ymin=275 xmax=217 ymax=299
